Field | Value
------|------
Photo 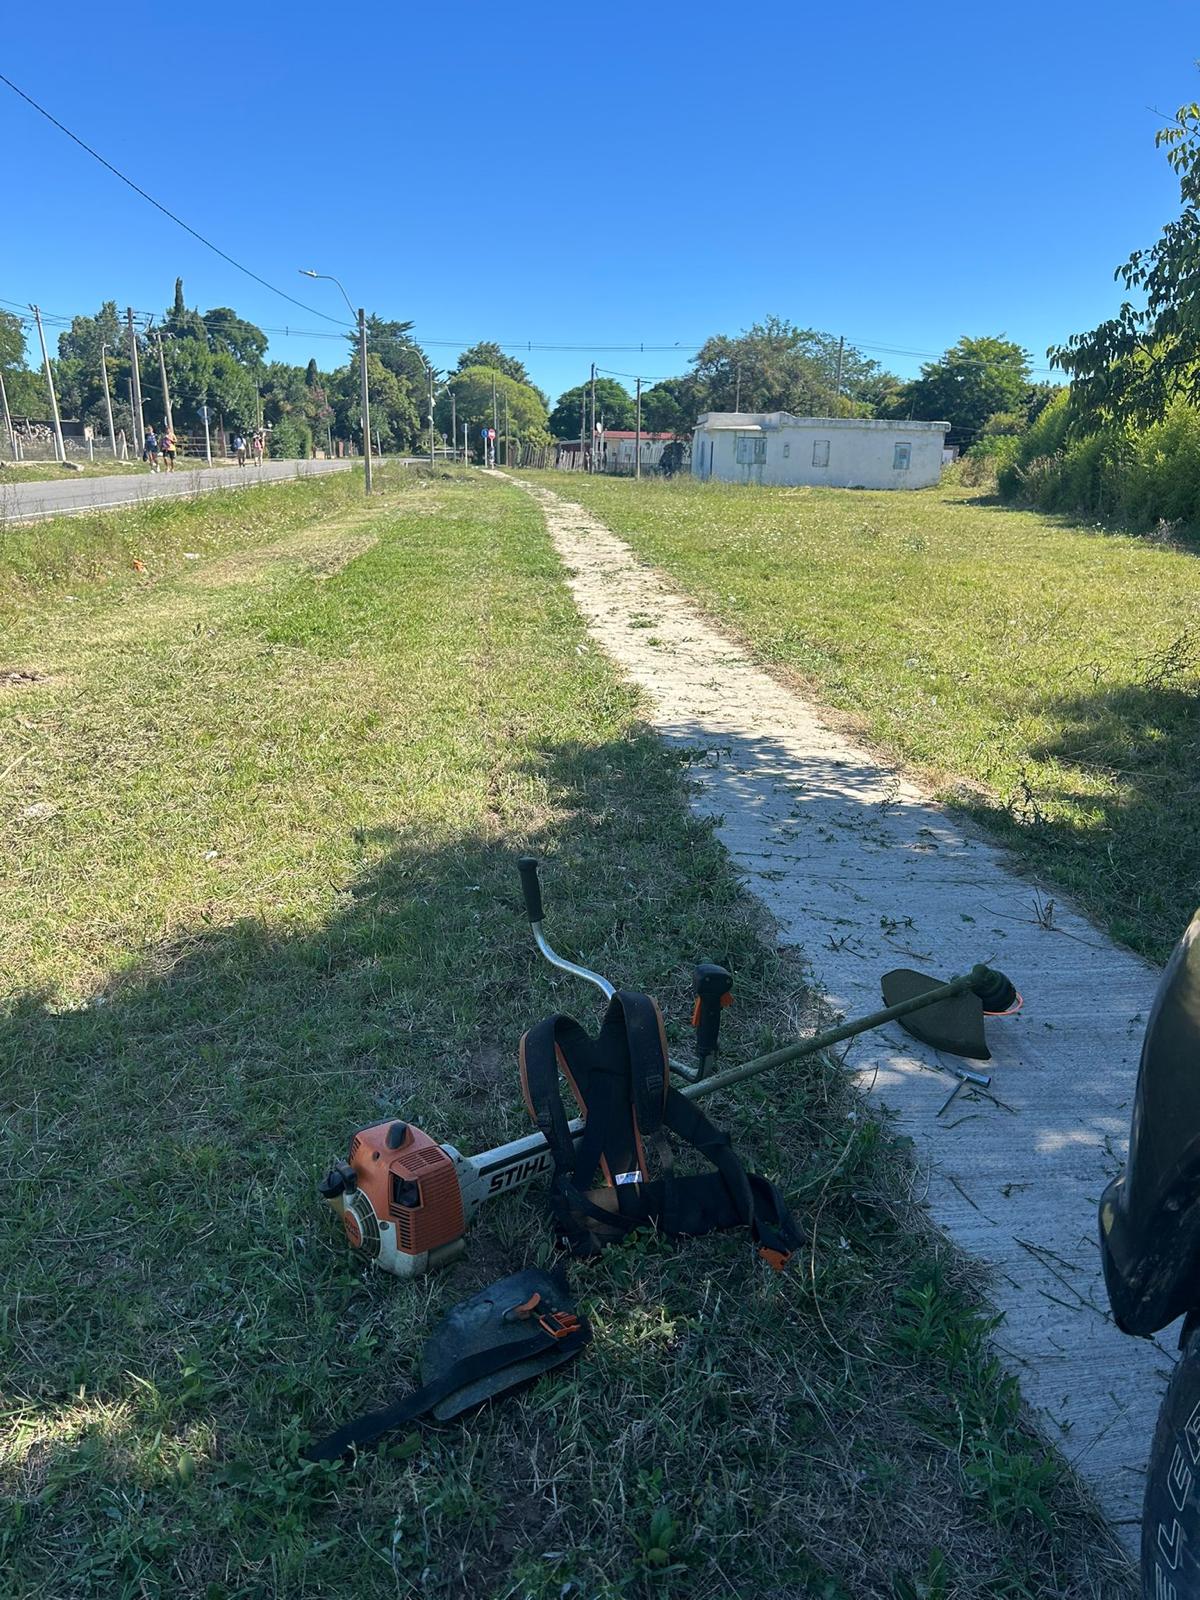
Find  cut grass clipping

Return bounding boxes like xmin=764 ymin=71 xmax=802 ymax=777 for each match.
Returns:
xmin=0 ymin=468 xmax=1129 ymax=1597
xmin=522 ymin=470 xmax=1200 ymax=965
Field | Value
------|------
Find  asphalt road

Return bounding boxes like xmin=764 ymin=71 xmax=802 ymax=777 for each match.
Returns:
xmin=0 ymin=458 xmax=353 ymax=523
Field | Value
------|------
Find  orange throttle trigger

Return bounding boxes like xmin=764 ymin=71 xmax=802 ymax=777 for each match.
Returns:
xmin=692 ymin=963 xmax=733 ymax=1063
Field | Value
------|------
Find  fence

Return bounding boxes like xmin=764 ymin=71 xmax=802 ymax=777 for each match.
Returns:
xmin=3 ymin=419 xmax=130 ymax=463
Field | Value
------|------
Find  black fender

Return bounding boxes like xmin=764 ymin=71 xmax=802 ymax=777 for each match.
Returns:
xmin=1100 ymin=911 xmax=1200 ymax=1337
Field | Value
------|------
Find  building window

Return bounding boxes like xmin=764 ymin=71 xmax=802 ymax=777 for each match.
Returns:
xmin=893 ymin=442 xmax=912 ymax=470
xmin=783 ymin=442 xmax=790 ymax=458
xmin=812 ymin=439 xmax=830 ymax=468
xmin=735 ymin=434 xmax=766 ymax=464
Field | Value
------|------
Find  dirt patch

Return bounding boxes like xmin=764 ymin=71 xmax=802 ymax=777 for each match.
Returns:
xmin=0 ymin=669 xmax=48 ymax=689
xmin=189 ymin=523 xmax=378 ymax=587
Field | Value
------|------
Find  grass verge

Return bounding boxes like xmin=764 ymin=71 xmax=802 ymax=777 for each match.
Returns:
xmin=522 ymin=470 xmax=1200 ymax=963
xmin=0 ymin=468 xmax=1130 ymax=1597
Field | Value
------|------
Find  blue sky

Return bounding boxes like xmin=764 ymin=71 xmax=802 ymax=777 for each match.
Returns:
xmin=3 ymin=1 xmax=1197 ymax=403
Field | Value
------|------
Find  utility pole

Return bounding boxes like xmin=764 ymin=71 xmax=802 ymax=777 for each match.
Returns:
xmin=635 ymin=376 xmax=642 ymax=480
xmin=155 ymin=332 xmax=175 ymax=435
xmin=578 ymin=378 xmax=585 ymax=470
xmin=462 ymin=419 xmax=468 ymax=465
xmin=358 ymin=306 xmax=372 ymax=495
xmin=31 ymin=305 xmax=65 ymax=463
xmin=491 ymin=370 xmax=498 ymax=437
xmin=127 ymin=307 xmax=145 ymax=454
xmin=589 ymin=363 xmax=597 ymax=473
xmin=201 ymin=405 xmax=213 ymax=466
xmin=734 ymin=363 xmax=741 ymax=413
xmin=450 ymin=389 xmax=456 ymax=463
xmin=504 ymin=391 xmax=509 ymax=468
xmin=99 ymin=341 xmax=117 ymax=457
xmin=833 ymin=335 xmax=845 ymax=417
xmin=0 ymin=367 xmax=16 ymax=459
xmin=429 ymin=364 xmax=435 ymax=466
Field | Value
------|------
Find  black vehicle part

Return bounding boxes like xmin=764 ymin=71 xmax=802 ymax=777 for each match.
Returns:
xmin=1100 ymin=909 xmax=1200 ymax=1337
xmin=519 ymin=988 xmax=801 ymax=1268
xmin=1140 ymin=1314 xmax=1200 ymax=1594
xmin=305 ymin=1267 xmax=589 ymax=1461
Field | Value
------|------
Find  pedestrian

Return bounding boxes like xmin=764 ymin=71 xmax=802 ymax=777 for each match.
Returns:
xmin=159 ymin=423 xmax=176 ymax=473
xmin=143 ymin=425 xmax=160 ymax=472
xmin=251 ymin=430 xmax=264 ymax=465
xmin=233 ymin=433 xmax=246 ymax=467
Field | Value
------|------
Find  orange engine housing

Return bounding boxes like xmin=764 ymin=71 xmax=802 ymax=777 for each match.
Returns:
xmin=347 ymin=1120 xmax=465 ymax=1257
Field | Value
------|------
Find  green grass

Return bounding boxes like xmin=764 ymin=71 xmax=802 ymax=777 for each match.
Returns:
xmin=523 ymin=470 xmax=1200 ymax=963
xmin=0 ymin=468 xmax=1129 ymax=1597
xmin=2 ymin=460 xmax=165 ymax=482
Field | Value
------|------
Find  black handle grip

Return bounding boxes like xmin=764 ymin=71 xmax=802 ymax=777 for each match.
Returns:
xmin=693 ymin=962 xmax=733 ymax=1059
xmin=517 ymin=856 xmax=544 ymax=923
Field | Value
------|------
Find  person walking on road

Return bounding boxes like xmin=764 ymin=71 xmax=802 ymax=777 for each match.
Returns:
xmin=143 ymin=426 xmax=160 ymax=472
xmin=251 ymin=430 xmax=264 ymax=466
xmin=233 ymin=433 xmax=246 ymax=467
xmin=159 ymin=424 xmax=176 ymax=472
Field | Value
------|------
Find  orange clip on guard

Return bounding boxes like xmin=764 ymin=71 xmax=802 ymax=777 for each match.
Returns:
xmin=691 ymin=992 xmax=734 ymax=1028
xmin=538 ymin=1309 xmax=582 ymax=1340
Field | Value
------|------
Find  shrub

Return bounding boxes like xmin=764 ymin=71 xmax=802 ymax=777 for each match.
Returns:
xmin=268 ymin=416 xmax=312 ymax=459
xmin=1000 ymin=393 xmax=1200 ymax=530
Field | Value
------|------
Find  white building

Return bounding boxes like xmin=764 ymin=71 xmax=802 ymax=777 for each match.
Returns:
xmin=691 ymin=412 xmax=950 ymax=490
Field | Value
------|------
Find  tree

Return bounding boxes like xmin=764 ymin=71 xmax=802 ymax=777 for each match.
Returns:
xmin=689 ymin=318 xmax=891 ymax=417
xmin=549 ymin=378 xmax=635 ymax=439
xmin=893 ymin=336 xmax=1031 ymax=445
xmin=203 ymin=307 xmax=267 ymax=367
xmin=54 ymin=302 xmax=128 ymax=427
xmin=455 ymin=342 xmax=530 ymax=385
xmin=0 ymin=309 xmax=42 ymax=417
xmin=1050 ymin=97 xmax=1200 ymax=424
xmin=639 ymin=376 xmax=704 ymax=438
xmin=437 ymin=366 xmax=549 ymax=455
xmin=330 ymin=350 xmax=420 ymax=453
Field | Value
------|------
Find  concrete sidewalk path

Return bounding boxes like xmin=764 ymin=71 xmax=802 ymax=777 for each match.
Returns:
xmin=515 ymin=474 xmax=1172 ymax=1547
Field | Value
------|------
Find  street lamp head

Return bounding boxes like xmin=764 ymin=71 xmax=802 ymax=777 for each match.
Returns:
xmin=299 ymin=268 xmax=320 ymax=278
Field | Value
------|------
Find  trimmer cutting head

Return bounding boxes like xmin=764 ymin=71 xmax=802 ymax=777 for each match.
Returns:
xmin=880 ymin=965 xmax=1019 ymax=1061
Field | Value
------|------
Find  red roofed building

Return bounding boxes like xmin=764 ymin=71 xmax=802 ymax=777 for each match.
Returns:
xmin=555 ymin=429 xmax=679 ymax=474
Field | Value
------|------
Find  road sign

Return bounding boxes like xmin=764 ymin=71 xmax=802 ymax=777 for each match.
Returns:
xmin=487 ymin=428 xmax=496 ymax=439
xmin=198 ymin=404 xmax=210 ymax=421
xmin=480 ymin=427 xmax=488 ymax=438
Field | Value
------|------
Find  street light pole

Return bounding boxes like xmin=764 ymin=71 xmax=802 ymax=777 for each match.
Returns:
xmin=31 ymin=305 xmax=65 ymax=463
xmin=358 ymin=307 xmax=372 ymax=493
xmin=126 ymin=307 xmax=145 ymax=455
xmin=0 ymin=367 xmax=15 ymax=460
xmin=300 ymin=269 xmax=371 ymax=495
xmin=99 ymin=341 xmax=117 ymax=457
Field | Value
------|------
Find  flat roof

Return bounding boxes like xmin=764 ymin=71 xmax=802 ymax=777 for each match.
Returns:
xmin=695 ymin=411 xmax=949 ymax=433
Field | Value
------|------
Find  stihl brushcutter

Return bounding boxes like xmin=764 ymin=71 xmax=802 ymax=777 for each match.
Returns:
xmin=320 ymin=858 xmax=1019 ymax=1278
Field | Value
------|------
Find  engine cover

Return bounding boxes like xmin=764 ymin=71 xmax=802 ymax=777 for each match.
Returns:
xmin=321 ymin=1119 xmax=467 ymax=1278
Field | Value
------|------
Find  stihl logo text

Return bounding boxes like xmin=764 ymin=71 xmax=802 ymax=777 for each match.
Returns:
xmin=488 ymin=1154 xmax=553 ymax=1193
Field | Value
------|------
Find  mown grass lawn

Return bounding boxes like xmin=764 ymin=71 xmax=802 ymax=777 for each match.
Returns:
xmin=0 ymin=468 xmax=1128 ymax=1598
xmin=523 ymin=471 xmax=1200 ymax=964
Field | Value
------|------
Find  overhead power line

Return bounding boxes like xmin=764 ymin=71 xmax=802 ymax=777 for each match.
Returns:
xmin=0 ymin=72 xmax=351 ymax=329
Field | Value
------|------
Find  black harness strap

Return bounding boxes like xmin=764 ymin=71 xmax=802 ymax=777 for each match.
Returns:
xmin=520 ymin=989 xmax=801 ymax=1266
